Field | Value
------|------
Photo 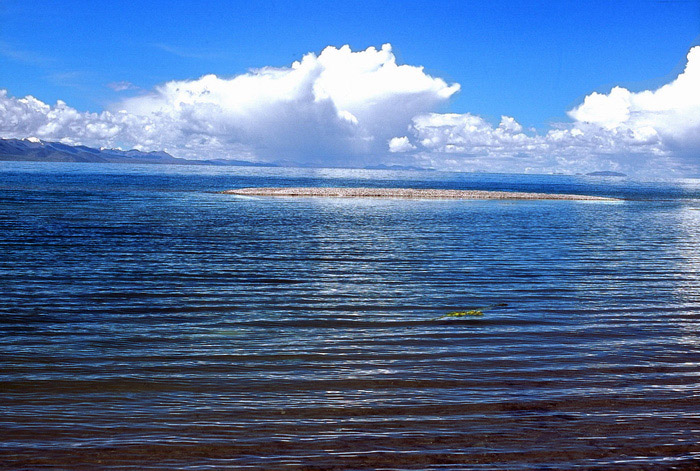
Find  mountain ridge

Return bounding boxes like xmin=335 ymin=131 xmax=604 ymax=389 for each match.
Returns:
xmin=0 ymin=138 xmax=276 ymax=167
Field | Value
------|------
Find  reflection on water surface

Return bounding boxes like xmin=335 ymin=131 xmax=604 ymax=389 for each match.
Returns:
xmin=1 ymin=163 xmax=699 ymax=469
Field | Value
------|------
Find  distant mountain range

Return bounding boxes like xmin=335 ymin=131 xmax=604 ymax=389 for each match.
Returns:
xmin=0 ymin=138 xmax=442 ymax=172
xmin=0 ymin=138 xmax=276 ymax=167
xmin=0 ymin=138 xmax=436 ymax=171
xmin=0 ymin=138 xmax=630 ymax=175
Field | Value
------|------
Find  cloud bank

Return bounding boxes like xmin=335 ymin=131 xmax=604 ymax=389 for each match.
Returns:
xmin=1 ymin=44 xmax=699 ymax=174
xmin=0 ymin=44 xmax=458 ymax=164
xmin=391 ymin=46 xmax=700 ymax=175
xmin=568 ymin=46 xmax=700 ymax=156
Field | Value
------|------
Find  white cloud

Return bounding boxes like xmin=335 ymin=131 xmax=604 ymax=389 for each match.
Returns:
xmin=0 ymin=41 xmax=54 ymax=66
xmin=389 ymin=46 xmax=700 ymax=175
xmin=153 ymin=43 xmax=223 ymax=60
xmin=1 ymin=44 xmax=699 ymax=174
xmin=388 ymin=136 xmax=416 ymax=153
xmin=394 ymin=111 xmax=669 ymax=175
xmin=107 ymin=81 xmax=138 ymax=92
xmin=568 ymin=46 xmax=700 ymax=155
xmin=0 ymin=89 xmax=180 ymax=151
xmin=116 ymin=43 xmax=459 ymax=163
xmin=0 ymin=44 xmax=458 ymax=164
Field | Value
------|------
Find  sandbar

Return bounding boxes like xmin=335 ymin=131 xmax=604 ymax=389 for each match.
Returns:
xmin=223 ymin=187 xmax=618 ymax=201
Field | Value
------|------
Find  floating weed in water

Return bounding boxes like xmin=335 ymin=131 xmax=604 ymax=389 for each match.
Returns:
xmin=433 ymin=303 xmax=508 ymax=321
xmin=446 ymin=310 xmax=483 ymax=317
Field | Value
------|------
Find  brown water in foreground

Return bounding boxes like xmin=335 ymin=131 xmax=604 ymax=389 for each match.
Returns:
xmin=4 ymin=349 xmax=700 ymax=470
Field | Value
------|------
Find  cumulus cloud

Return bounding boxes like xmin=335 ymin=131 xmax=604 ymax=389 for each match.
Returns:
xmin=1 ymin=44 xmax=699 ymax=174
xmin=0 ymin=44 xmax=458 ymax=164
xmin=568 ymin=46 xmax=700 ymax=155
xmin=390 ymin=46 xmax=700 ymax=174
xmin=115 ymin=44 xmax=459 ymax=163
xmin=396 ymin=112 xmax=666 ymax=174
xmin=388 ymin=136 xmax=416 ymax=153
xmin=0 ymin=90 xmax=178 ymax=151
xmin=416 ymin=118 xmax=669 ymax=174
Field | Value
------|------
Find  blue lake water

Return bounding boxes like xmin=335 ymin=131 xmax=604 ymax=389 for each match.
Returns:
xmin=1 ymin=162 xmax=700 ymax=470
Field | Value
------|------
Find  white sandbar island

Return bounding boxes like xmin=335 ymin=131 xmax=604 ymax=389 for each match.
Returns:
xmin=223 ymin=187 xmax=618 ymax=201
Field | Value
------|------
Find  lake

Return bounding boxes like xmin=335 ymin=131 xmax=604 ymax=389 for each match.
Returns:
xmin=1 ymin=162 xmax=699 ymax=469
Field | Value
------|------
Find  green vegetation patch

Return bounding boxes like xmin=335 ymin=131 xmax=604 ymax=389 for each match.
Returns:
xmin=446 ymin=310 xmax=484 ymax=317
xmin=433 ymin=303 xmax=508 ymax=321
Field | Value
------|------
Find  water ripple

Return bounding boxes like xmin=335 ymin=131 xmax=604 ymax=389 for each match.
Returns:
xmin=1 ymin=164 xmax=700 ymax=469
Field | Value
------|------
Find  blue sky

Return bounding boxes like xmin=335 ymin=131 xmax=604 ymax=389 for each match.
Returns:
xmin=1 ymin=0 xmax=699 ymax=174
xmin=2 ymin=0 xmax=698 ymax=127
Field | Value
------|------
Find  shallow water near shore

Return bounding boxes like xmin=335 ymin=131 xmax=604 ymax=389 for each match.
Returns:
xmin=1 ymin=162 xmax=700 ymax=470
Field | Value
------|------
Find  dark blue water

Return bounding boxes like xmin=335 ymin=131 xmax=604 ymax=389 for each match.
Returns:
xmin=1 ymin=162 xmax=700 ymax=470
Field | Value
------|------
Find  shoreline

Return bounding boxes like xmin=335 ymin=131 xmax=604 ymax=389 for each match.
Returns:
xmin=222 ymin=187 xmax=619 ymax=201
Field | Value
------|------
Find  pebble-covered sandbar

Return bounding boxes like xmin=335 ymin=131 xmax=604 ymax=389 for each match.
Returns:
xmin=223 ymin=187 xmax=618 ymax=201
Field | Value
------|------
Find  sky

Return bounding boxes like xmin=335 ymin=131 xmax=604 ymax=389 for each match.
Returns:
xmin=0 ymin=0 xmax=699 ymax=174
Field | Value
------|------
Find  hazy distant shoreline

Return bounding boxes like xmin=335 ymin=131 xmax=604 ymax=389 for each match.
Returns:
xmin=224 ymin=187 xmax=618 ymax=201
